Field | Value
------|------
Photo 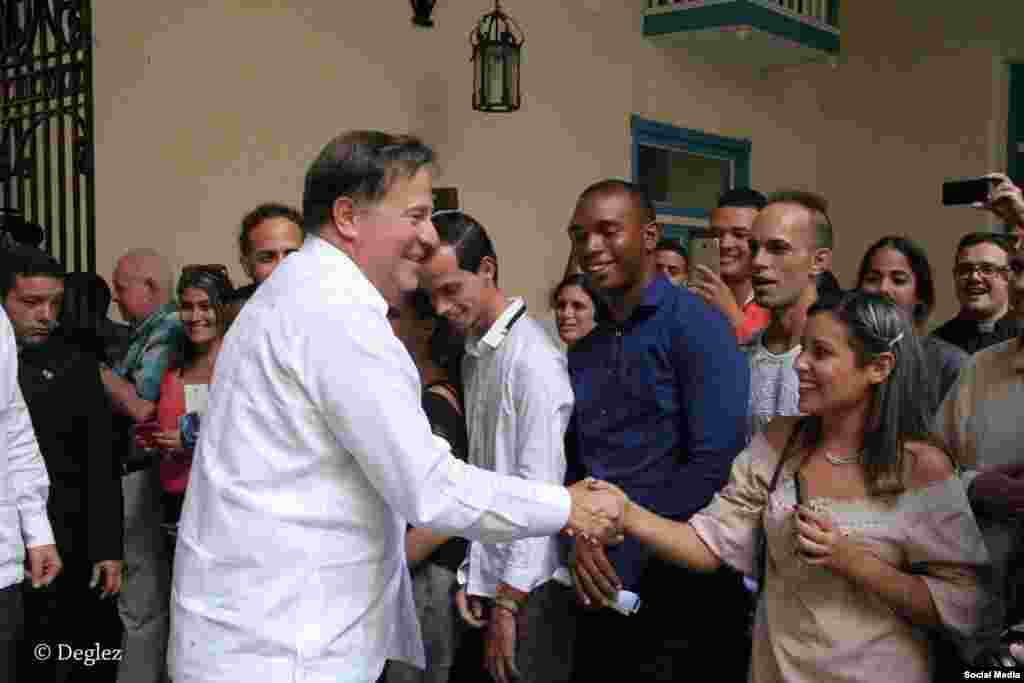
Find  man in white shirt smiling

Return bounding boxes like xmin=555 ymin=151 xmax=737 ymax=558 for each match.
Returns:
xmin=424 ymin=211 xmax=576 ymax=683
xmin=168 ymin=131 xmax=622 ymax=683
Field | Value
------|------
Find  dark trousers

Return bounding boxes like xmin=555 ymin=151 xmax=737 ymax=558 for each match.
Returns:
xmin=21 ymin=559 xmax=123 ymax=682
xmin=569 ymin=559 xmax=751 ymax=683
xmin=1 ymin=582 xmax=24 ymax=682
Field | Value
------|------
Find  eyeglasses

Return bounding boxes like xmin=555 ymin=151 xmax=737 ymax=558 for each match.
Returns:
xmin=953 ymin=262 xmax=1010 ymax=279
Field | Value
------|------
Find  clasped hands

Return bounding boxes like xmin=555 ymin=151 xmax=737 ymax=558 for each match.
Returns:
xmin=564 ymin=477 xmax=629 ymax=546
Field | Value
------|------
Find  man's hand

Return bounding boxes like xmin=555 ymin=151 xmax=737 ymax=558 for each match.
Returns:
xmin=26 ymin=544 xmax=62 ymax=589
xmin=690 ymin=266 xmax=743 ymax=326
xmin=975 ymin=172 xmax=1024 ymax=228
xmin=969 ymin=462 xmax=1024 ymax=519
xmin=90 ymin=560 xmax=123 ymax=599
xmin=454 ymin=587 xmax=488 ymax=628
xmin=485 ymin=604 xmax=520 ymax=683
xmin=569 ymin=538 xmax=621 ymax=609
xmin=565 ymin=479 xmax=625 ymax=543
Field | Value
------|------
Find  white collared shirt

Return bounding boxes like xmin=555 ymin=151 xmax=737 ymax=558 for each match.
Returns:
xmin=169 ymin=237 xmax=571 ymax=683
xmin=463 ymin=299 xmax=574 ymax=596
xmin=0 ymin=308 xmax=53 ymax=589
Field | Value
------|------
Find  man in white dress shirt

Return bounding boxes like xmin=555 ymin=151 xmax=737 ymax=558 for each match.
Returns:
xmin=0 ymin=305 xmax=61 ymax=679
xmin=169 ymin=131 xmax=622 ymax=683
xmin=424 ymin=211 xmax=576 ymax=683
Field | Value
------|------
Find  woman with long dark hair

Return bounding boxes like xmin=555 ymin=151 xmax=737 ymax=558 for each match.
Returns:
xmin=145 ymin=265 xmax=234 ymax=550
xmin=856 ymin=235 xmax=967 ymax=415
xmin=583 ymin=291 xmax=989 ymax=682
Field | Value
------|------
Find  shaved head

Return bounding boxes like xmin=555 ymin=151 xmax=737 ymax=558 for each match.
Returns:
xmin=113 ymin=248 xmax=173 ymax=323
xmin=117 ymin=249 xmax=173 ymax=299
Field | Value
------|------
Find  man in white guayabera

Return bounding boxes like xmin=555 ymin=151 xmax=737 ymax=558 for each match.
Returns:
xmin=168 ymin=130 xmax=623 ymax=683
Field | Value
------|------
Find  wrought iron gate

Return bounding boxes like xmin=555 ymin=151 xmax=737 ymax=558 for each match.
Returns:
xmin=0 ymin=0 xmax=94 ymax=272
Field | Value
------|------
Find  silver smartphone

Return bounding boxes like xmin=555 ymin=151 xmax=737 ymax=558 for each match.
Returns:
xmin=689 ymin=236 xmax=721 ymax=277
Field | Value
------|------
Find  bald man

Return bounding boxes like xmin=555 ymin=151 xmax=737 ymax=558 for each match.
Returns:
xmin=100 ymin=249 xmax=183 ymax=683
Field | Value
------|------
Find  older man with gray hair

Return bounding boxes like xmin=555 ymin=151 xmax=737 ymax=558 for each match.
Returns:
xmin=100 ymin=248 xmax=183 ymax=683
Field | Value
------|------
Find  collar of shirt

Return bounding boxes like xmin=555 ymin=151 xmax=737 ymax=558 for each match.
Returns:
xmin=605 ymin=274 xmax=670 ymax=331
xmin=466 ymin=297 xmax=526 ymax=356
xmin=116 ymin=302 xmax=180 ymax=375
xmin=303 ymin=234 xmax=389 ymax=317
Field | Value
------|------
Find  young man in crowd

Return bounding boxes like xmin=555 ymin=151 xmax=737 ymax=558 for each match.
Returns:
xmin=652 ymin=238 xmax=687 ymax=287
xmin=100 ymin=248 xmax=183 ymax=683
xmin=424 ymin=210 xmax=576 ymax=683
xmin=565 ymin=180 xmax=750 ymax=682
xmin=690 ymin=188 xmax=770 ymax=343
xmin=1 ymin=246 xmax=123 ymax=682
xmin=932 ymin=232 xmax=1018 ymax=354
xmin=231 ymin=202 xmax=304 ymax=301
xmin=745 ymin=191 xmax=833 ymax=437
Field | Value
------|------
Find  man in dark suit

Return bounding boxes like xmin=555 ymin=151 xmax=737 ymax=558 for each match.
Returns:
xmin=1 ymin=245 xmax=123 ymax=681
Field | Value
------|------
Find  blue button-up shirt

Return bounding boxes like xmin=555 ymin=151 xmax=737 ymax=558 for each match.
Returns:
xmin=566 ymin=274 xmax=750 ymax=589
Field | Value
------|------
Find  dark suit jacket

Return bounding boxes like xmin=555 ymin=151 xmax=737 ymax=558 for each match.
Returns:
xmin=17 ymin=336 xmax=123 ymax=563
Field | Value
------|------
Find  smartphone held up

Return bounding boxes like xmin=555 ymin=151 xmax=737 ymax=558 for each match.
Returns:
xmin=941 ymin=177 xmax=993 ymax=206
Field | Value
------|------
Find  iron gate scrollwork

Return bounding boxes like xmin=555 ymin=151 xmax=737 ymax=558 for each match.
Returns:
xmin=0 ymin=0 xmax=94 ymax=272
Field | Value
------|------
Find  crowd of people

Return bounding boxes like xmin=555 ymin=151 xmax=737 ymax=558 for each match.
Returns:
xmin=0 ymin=130 xmax=1022 ymax=683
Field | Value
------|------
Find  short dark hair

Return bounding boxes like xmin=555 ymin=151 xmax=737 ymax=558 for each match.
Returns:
xmin=239 ymin=203 xmax=303 ymax=255
xmin=856 ymin=235 xmax=936 ymax=326
xmin=954 ymin=231 xmax=1013 ymax=263
xmin=766 ymin=190 xmax=833 ymax=250
xmin=0 ymin=245 xmax=64 ymax=299
xmin=717 ymin=188 xmax=767 ymax=210
xmin=432 ymin=211 xmax=499 ymax=285
xmin=654 ymin=238 xmax=687 ymax=260
xmin=302 ymin=130 xmax=436 ymax=235
xmin=577 ymin=179 xmax=656 ymax=224
xmin=549 ymin=273 xmax=610 ymax=324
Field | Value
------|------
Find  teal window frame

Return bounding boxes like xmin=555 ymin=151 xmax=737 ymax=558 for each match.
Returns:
xmin=631 ymin=114 xmax=752 ymax=220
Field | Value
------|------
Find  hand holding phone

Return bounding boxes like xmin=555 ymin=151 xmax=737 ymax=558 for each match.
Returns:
xmin=688 ymin=236 xmax=721 ymax=278
xmin=942 ymin=177 xmax=993 ymax=206
xmin=134 ymin=421 xmax=160 ymax=449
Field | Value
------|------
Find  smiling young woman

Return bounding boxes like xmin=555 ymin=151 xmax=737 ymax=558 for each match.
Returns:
xmin=146 ymin=266 xmax=234 ymax=562
xmin=589 ymin=291 xmax=990 ymax=683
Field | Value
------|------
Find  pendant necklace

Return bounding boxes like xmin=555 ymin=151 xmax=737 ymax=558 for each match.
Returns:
xmin=824 ymin=449 xmax=862 ymax=466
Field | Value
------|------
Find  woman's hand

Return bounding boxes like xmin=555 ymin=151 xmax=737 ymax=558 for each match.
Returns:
xmin=151 ymin=429 xmax=183 ymax=455
xmin=793 ymin=505 xmax=858 ymax=573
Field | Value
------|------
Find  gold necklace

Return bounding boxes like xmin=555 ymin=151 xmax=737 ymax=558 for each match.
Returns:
xmin=824 ymin=449 xmax=862 ymax=466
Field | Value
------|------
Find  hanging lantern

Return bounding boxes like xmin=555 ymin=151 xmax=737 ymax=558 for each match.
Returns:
xmin=470 ymin=1 xmax=524 ymax=113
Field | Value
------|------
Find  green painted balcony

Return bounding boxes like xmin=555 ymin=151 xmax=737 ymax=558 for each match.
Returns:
xmin=642 ymin=1 xmax=840 ymax=69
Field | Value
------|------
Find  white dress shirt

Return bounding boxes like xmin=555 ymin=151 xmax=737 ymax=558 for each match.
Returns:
xmin=169 ymin=236 xmax=572 ymax=683
xmin=462 ymin=299 xmax=574 ymax=597
xmin=0 ymin=308 xmax=54 ymax=589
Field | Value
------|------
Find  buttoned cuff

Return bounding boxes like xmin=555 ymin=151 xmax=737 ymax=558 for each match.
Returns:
xmin=20 ymin=508 xmax=55 ymax=548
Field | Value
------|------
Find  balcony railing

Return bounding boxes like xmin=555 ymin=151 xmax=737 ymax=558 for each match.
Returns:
xmin=645 ymin=0 xmax=839 ymax=30
xmin=642 ymin=0 xmax=840 ymax=66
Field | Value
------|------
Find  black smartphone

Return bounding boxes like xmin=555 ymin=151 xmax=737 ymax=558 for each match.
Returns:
xmin=942 ymin=177 xmax=992 ymax=206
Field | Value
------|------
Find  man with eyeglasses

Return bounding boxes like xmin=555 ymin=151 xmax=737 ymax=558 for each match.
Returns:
xmin=932 ymin=232 xmax=1019 ymax=354
xmin=936 ymin=239 xmax=1024 ymax=666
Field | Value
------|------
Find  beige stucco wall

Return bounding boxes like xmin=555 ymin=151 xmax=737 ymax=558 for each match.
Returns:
xmin=92 ymin=0 xmax=1022 ymax=326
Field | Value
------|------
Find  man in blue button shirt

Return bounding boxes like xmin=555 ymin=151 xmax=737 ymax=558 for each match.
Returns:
xmin=565 ymin=180 xmax=751 ymax=682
